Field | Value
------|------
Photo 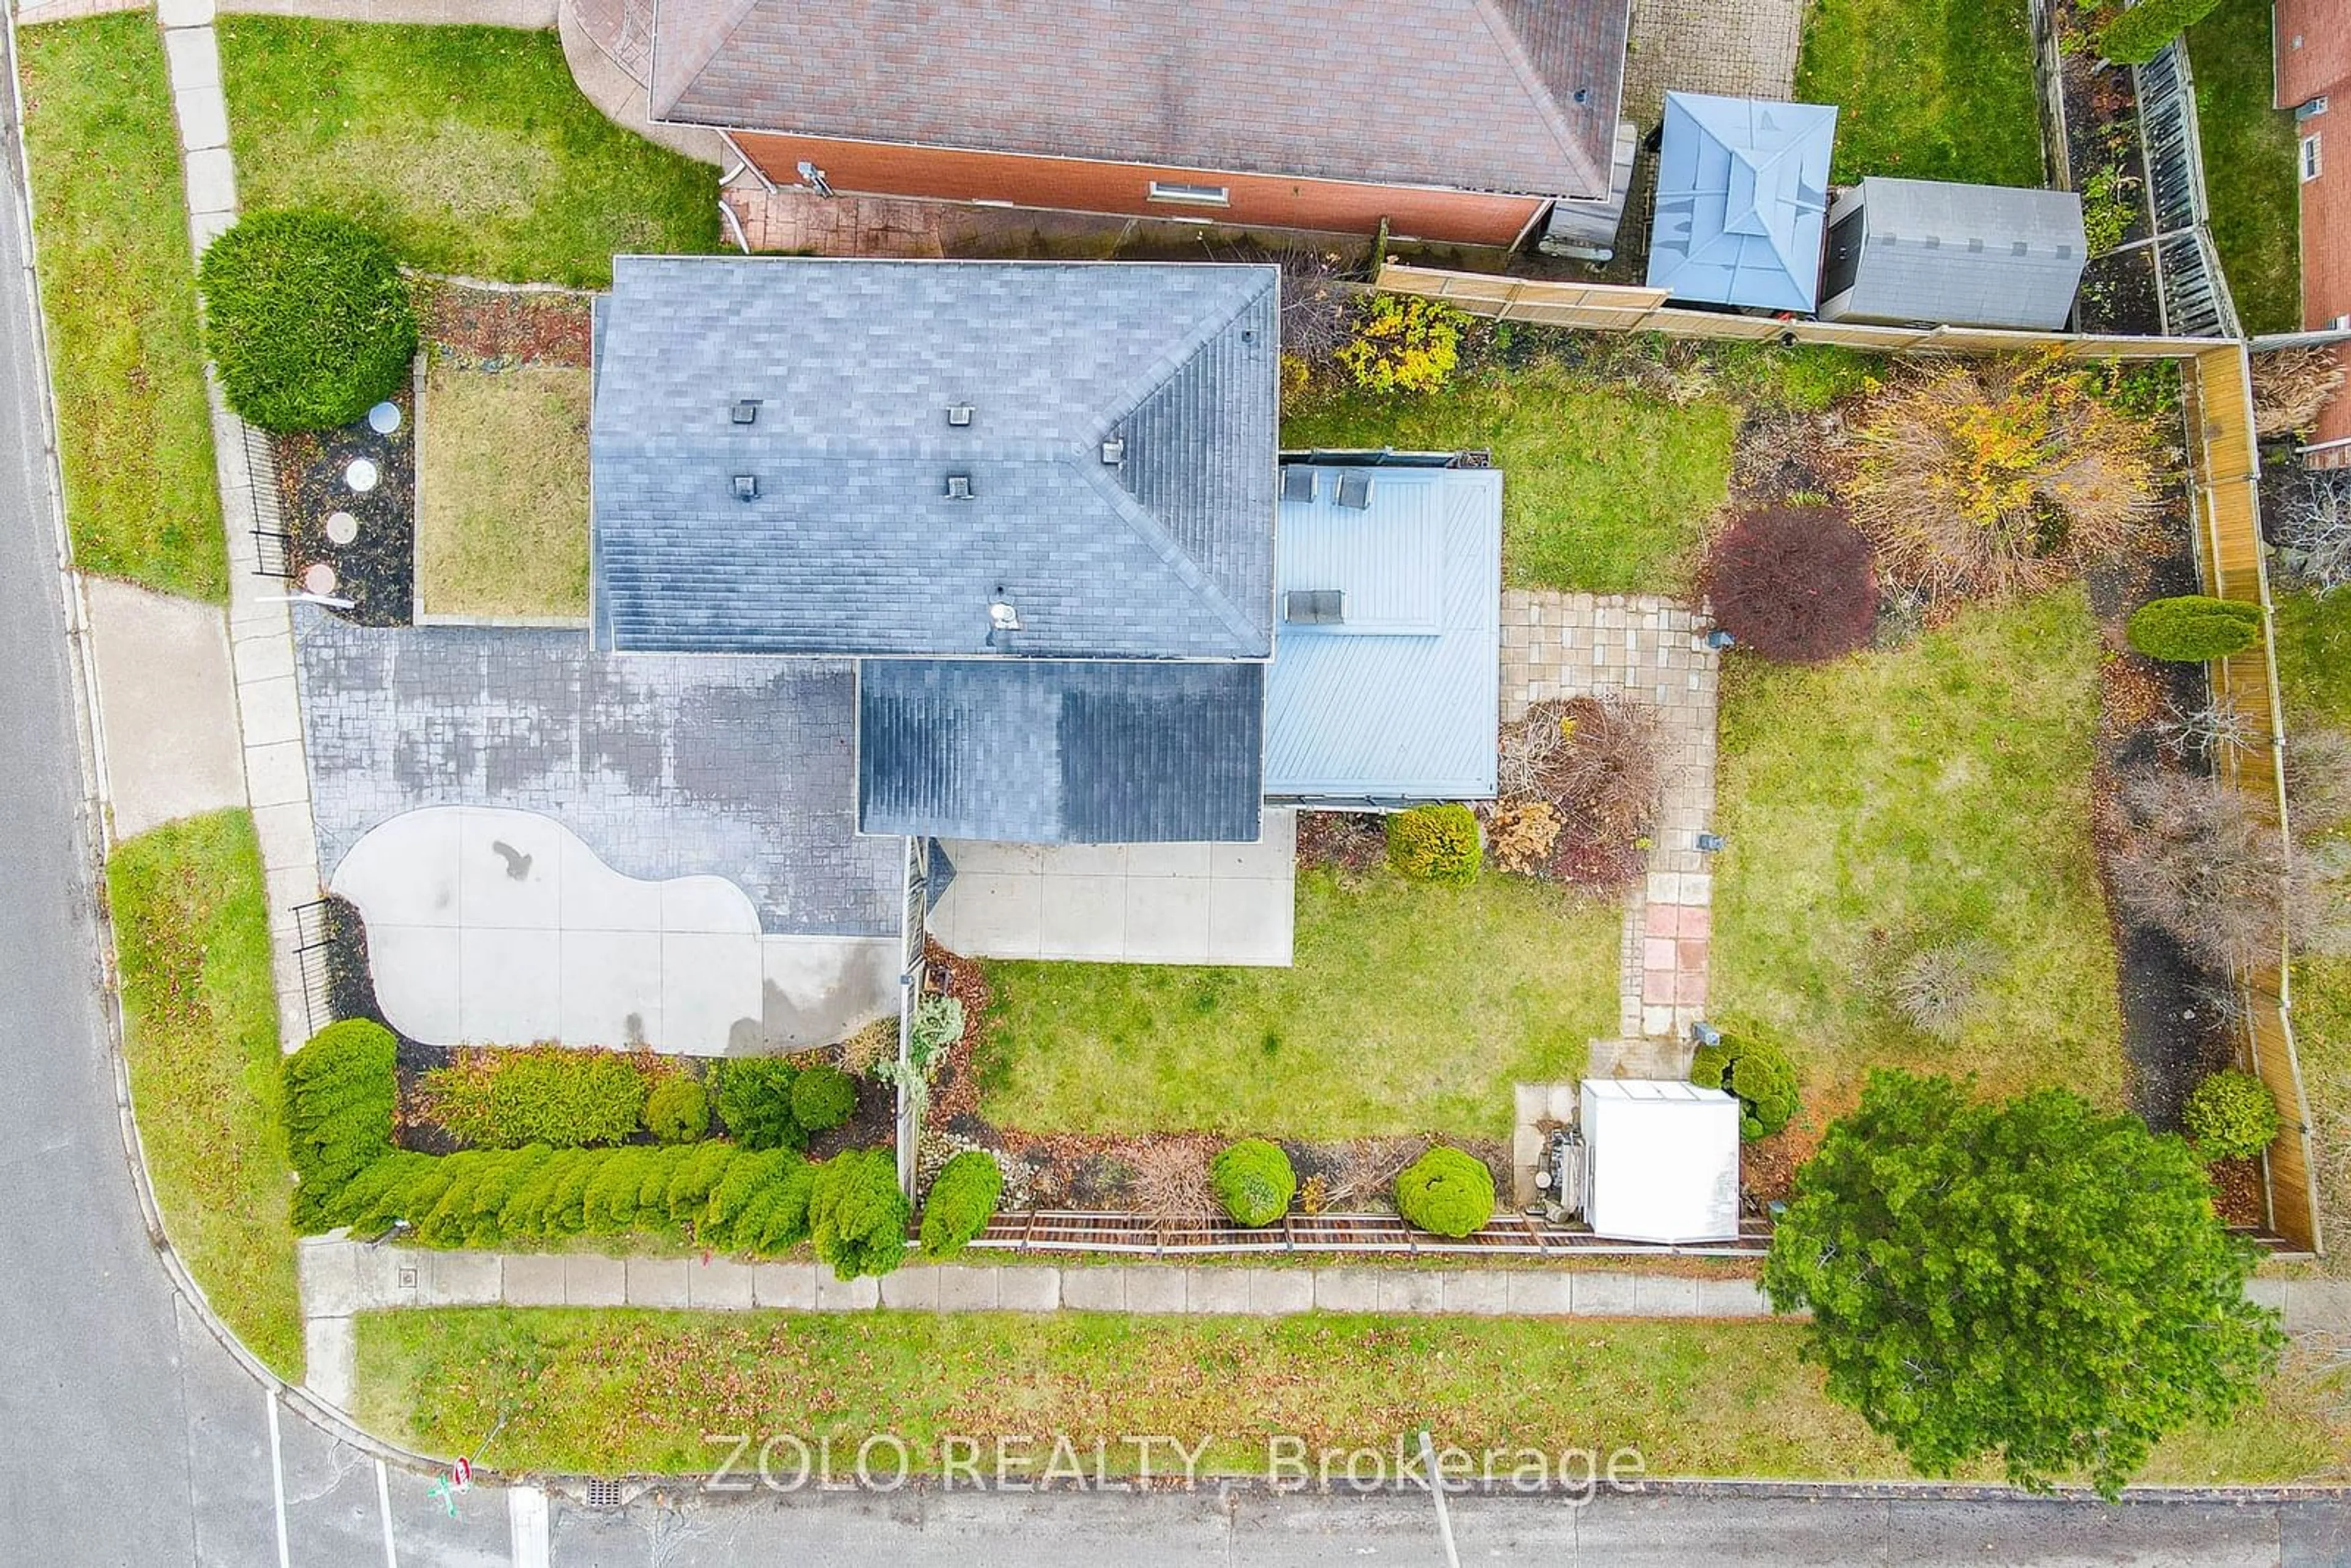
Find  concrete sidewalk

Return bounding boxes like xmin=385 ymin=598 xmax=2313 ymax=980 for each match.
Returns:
xmin=82 ymin=577 xmax=246 ymax=839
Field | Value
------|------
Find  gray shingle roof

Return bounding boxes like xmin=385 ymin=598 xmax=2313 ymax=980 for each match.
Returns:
xmin=1819 ymin=178 xmax=2087 ymax=331
xmin=858 ymin=659 xmax=1264 ymax=844
xmin=590 ymin=257 xmax=1278 ymax=658
xmin=649 ymin=0 xmax=1630 ymax=201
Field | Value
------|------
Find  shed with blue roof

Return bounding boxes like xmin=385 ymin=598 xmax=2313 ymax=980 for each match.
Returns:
xmin=1645 ymin=92 xmax=1838 ymax=313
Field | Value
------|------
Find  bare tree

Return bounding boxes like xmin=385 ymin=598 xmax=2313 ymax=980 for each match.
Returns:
xmin=2275 ymin=468 xmax=2351 ymax=594
xmin=2107 ymin=770 xmax=2288 ymax=973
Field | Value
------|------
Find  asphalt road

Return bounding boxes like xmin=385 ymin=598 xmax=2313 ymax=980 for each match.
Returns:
xmin=0 ymin=19 xmax=2345 ymax=1566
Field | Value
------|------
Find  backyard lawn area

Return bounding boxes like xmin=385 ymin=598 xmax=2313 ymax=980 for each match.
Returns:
xmin=2191 ymin=0 xmax=2303 ymax=334
xmin=1795 ymin=0 xmax=2043 ymax=187
xmin=216 ymin=19 xmax=718 ymax=288
xmin=356 ymin=1305 xmax=2350 ymax=1483
xmin=1709 ymin=588 xmax=2122 ymax=1108
xmin=976 ymin=867 xmax=1620 ymax=1140
xmin=19 ymin=15 xmax=225 ymax=601
xmin=416 ymin=362 xmax=591 ymax=620
xmin=1282 ymin=361 xmax=1735 ymax=596
xmin=108 ymin=811 xmax=301 ymax=1381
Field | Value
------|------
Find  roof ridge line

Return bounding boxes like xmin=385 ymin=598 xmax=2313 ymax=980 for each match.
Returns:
xmin=1469 ymin=0 xmax=1608 ymax=198
xmin=650 ymin=0 xmax=768 ymax=121
xmin=1073 ymin=459 xmax=1265 ymax=655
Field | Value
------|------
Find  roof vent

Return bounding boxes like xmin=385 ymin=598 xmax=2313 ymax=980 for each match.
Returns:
xmin=946 ymin=403 xmax=975 ymax=427
xmin=730 ymin=399 xmax=760 ymax=425
xmin=986 ymin=586 xmax=1021 ymax=649
xmin=1101 ymin=435 xmax=1126 ymax=466
xmin=1335 ymin=472 xmax=1374 ymax=510
xmin=732 ymin=473 xmax=759 ymax=501
xmin=945 ymin=473 xmax=974 ymax=500
xmin=1280 ymin=467 xmax=1317 ymax=503
xmin=1284 ymin=589 xmax=1345 ymax=625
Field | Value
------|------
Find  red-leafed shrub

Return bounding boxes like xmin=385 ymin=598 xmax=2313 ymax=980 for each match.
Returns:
xmin=1701 ymin=506 xmax=1879 ymax=662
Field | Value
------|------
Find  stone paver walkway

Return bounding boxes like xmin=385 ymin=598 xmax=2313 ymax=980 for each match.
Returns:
xmin=1500 ymin=591 xmax=1720 ymax=1043
xmin=1620 ymin=0 xmax=1805 ymax=127
xmin=83 ymin=578 xmax=247 ymax=840
xmin=298 ymin=1235 xmax=2351 ymax=1413
xmin=154 ymin=0 xmax=327 ymax=1043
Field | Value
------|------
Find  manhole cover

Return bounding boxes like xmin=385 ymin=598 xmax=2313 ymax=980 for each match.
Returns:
xmin=302 ymin=562 xmax=338 ymax=597
xmin=324 ymin=510 xmax=359 ymax=546
xmin=367 ymin=400 xmax=402 ymax=435
xmin=345 ymin=457 xmax=380 ymax=492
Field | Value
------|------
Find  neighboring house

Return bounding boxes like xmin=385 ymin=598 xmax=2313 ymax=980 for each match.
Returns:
xmin=301 ymin=256 xmax=1507 ymax=1049
xmin=616 ymin=0 xmax=1635 ymax=249
xmin=2278 ymin=0 xmax=2351 ymax=468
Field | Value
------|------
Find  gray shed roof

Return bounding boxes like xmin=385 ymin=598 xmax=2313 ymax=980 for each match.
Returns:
xmin=857 ymin=659 xmax=1264 ymax=844
xmin=1821 ymin=178 xmax=2087 ymax=331
xmin=649 ymin=0 xmax=1632 ymax=201
xmin=590 ymin=257 xmax=1278 ymax=658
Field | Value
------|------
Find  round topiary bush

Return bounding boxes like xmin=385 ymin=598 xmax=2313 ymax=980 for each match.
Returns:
xmin=920 ymin=1150 xmax=1005 ymax=1259
xmin=1691 ymin=1032 xmax=1801 ymax=1141
xmin=1394 ymin=1147 xmax=1494 ymax=1237
xmin=1385 ymin=802 xmax=1482 ymax=884
xmin=645 ymin=1076 xmax=710 ymax=1144
xmin=790 ymin=1063 xmax=858 ymax=1134
xmin=713 ymin=1057 xmax=802 ymax=1150
xmin=2126 ymin=595 xmax=2264 ymax=662
xmin=1700 ymin=505 xmax=1878 ymax=662
xmin=198 ymin=209 xmax=416 ymax=433
xmin=2181 ymin=1068 xmax=2280 ymax=1162
xmin=1209 ymin=1138 xmax=1296 ymax=1227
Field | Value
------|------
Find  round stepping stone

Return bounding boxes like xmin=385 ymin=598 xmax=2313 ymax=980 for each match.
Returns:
xmin=367 ymin=400 xmax=402 ymax=435
xmin=324 ymin=510 xmax=360 ymax=546
xmin=345 ymin=456 xmax=379 ymax=492
xmin=302 ymin=562 xmax=339 ymax=598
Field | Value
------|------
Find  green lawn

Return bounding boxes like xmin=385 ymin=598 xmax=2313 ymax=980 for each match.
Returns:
xmin=1795 ymin=0 xmax=2044 ymax=187
xmin=977 ymin=868 xmax=1621 ymax=1140
xmin=2190 ymin=0 xmax=2302 ymax=334
xmin=1711 ymin=588 xmax=2122 ymax=1108
xmin=216 ymin=19 xmax=718 ymax=288
xmin=1283 ymin=362 xmax=1735 ymax=595
xmin=354 ymin=1306 xmax=2349 ymax=1484
xmin=2275 ymin=587 xmax=2350 ymax=1270
xmin=108 ymin=811 xmax=301 ymax=1381
xmin=19 ymin=16 xmax=225 ymax=601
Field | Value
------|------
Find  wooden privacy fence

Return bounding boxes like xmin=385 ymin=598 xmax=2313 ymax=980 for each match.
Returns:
xmin=2182 ymin=345 xmax=2324 ymax=1257
xmin=968 ymin=1209 xmax=1772 ymax=1259
xmin=1367 ymin=265 xmax=2323 ymax=1255
xmin=1374 ymin=263 xmax=2216 ymax=358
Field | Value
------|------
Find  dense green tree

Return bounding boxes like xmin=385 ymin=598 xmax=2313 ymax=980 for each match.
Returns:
xmin=1761 ymin=1071 xmax=2282 ymax=1497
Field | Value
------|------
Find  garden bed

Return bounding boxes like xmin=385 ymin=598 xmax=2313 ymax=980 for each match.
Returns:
xmin=2047 ymin=0 xmax=2164 ymax=334
xmin=275 ymin=380 xmax=416 ymax=626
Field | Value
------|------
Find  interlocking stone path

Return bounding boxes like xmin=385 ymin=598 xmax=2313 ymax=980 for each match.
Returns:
xmin=1500 ymin=591 xmax=1720 ymax=1044
xmin=1620 ymin=0 xmax=1805 ymax=127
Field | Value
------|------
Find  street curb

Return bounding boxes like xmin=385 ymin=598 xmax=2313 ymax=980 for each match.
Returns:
xmin=0 ymin=0 xmax=461 ymax=1483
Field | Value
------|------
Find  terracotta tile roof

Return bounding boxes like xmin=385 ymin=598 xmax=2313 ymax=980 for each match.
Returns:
xmin=648 ymin=0 xmax=1632 ymax=200
xmin=2276 ymin=0 xmax=2351 ymax=107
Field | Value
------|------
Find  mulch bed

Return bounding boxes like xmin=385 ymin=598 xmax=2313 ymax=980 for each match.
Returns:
xmin=1294 ymin=811 xmax=1386 ymax=876
xmin=416 ymin=277 xmax=593 ymax=370
xmin=2050 ymin=2 xmax=2164 ymax=336
xmin=276 ymin=379 xmax=416 ymax=627
xmin=2208 ymin=1157 xmax=2265 ymax=1228
xmin=2084 ymin=479 xmax=2246 ymax=1136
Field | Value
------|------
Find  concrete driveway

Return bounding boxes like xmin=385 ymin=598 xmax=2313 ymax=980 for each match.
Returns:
xmin=927 ymin=810 xmax=1295 ymax=966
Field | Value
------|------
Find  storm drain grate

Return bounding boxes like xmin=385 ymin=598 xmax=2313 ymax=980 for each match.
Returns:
xmin=584 ymin=1478 xmax=626 ymax=1509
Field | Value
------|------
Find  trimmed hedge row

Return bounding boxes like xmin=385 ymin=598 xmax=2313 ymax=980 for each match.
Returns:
xmin=417 ymin=1043 xmax=652 ymax=1149
xmin=283 ymin=1019 xmax=399 ymax=1231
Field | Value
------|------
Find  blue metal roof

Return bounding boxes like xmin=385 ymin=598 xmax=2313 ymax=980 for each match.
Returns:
xmin=1262 ymin=465 xmax=1501 ymax=800
xmin=590 ymin=257 xmax=1278 ymax=658
xmin=858 ymin=659 xmax=1264 ymax=844
xmin=1646 ymin=92 xmax=1838 ymax=312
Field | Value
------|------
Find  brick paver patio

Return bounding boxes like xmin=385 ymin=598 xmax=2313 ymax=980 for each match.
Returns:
xmin=1500 ymin=591 xmax=1720 ymax=1045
